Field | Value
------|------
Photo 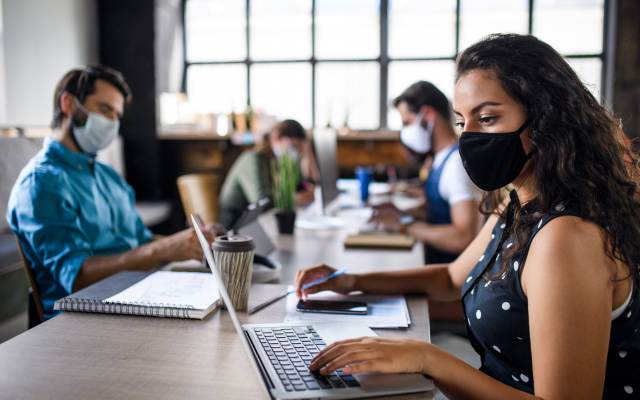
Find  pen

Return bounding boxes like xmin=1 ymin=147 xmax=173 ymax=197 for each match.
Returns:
xmin=247 ymin=268 xmax=349 ymax=315
xmin=195 ymin=213 xmax=207 ymax=230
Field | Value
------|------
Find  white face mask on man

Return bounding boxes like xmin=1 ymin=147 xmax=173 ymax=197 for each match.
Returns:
xmin=399 ymin=111 xmax=434 ymax=154
xmin=71 ymin=96 xmax=120 ymax=155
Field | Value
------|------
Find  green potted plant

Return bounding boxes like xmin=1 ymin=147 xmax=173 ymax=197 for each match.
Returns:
xmin=271 ymin=148 xmax=299 ymax=234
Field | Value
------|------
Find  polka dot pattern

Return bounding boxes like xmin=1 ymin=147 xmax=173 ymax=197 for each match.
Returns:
xmin=462 ymin=208 xmax=640 ymax=394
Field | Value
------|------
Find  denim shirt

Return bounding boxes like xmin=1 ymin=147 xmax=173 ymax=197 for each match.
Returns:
xmin=7 ymin=137 xmax=153 ymax=319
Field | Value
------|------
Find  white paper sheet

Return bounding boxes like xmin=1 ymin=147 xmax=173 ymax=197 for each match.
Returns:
xmin=105 ymin=271 xmax=219 ymax=310
xmin=284 ymin=286 xmax=411 ymax=328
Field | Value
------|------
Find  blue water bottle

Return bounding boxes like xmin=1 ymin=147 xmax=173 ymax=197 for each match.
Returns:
xmin=355 ymin=166 xmax=373 ymax=203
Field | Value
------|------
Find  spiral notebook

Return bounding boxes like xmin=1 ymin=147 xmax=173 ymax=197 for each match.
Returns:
xmin=53 ymin=271 xmax=220 ymax=319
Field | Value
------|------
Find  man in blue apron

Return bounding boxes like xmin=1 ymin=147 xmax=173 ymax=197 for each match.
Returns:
xmin=372 ymin=81 xmax=483 ymax=331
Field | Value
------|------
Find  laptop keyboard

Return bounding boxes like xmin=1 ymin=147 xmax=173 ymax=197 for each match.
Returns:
xmin=254 ymin=326 xmax=361 ymax=392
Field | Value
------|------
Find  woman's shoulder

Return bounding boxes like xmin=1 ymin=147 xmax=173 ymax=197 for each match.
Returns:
xmin=532 ymin=213 xmax=605 ymax=252
xmin=525 ymin=214 xmax=617 ymax=284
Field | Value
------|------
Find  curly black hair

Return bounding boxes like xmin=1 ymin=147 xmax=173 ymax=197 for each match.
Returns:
xmin=455 ymin=34 xmax=640 ymax=286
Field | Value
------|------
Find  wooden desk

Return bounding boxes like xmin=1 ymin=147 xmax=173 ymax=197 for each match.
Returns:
xmin=257 ymin=206 xmax=425 ymax=284
xmin=0 ymin=205 xmax=433 ymax=400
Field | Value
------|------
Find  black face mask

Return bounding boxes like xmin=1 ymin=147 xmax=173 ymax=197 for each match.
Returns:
xmin=458 ymin=120 xmax=532 ymax=191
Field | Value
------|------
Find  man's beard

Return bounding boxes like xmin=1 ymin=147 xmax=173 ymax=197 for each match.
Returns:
xmin=67 ymin=111 xmax=87 ymax=153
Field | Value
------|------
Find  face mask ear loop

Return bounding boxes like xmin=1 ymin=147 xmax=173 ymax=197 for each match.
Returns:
xmin=413 ymin=111 xmax=425 ymax=127
xmin=426 ymin=117 xmax=435 ymax=135
xmin=72 ymin=95 xmax=90 ymax=117
xmin=518 ymin=120 xmax=534 ymax=159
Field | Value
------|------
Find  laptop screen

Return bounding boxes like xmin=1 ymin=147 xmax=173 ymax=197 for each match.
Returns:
xmin=231 ymin=197 xmax=270 ymax=234
xmin=313 ymin=128 xmax=340 ymax=214
xmin=238 ymin=220 xmax=275 ymax=256
xmin=191 ymin=214 xmax=268 ymax=393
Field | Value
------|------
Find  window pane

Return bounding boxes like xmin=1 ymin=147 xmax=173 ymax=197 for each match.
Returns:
xmin=186 ymin=64 xmax=248 ymax=114
xmin=387 ymin=60 xmax=455 ymax=130
xmin=315 ymin=0 xmax=380 ymax=60
xmin=185 ymin=0 xmax=246 ymax=62
xmin=315 ymin=62 xmax=380 ymax=130
xmin=459 ymin=0 xmax=529 ymax=52
xmin=250 ymin=63 xmax=312 ymax=128
xmin=249 ymin=0 xmax=312 ymax=61
xmin=533 ymin=0 xmax=604 ymax=55
xmin=388 ymin=0 xmax=456 ymax=58
xmin=566 ymin=57 xmax=602 ymax=101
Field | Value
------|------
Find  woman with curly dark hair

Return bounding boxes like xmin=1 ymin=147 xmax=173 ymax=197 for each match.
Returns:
xmin=293 ymin=34 xmax=640 ymax=399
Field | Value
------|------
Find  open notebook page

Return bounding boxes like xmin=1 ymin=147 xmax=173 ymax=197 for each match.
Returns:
xmin=105 ymin=271 xmax=219 ymax=310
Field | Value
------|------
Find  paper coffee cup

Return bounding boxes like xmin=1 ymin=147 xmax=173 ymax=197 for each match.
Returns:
xmin=211 ymin=235 xmax=256 ymax=311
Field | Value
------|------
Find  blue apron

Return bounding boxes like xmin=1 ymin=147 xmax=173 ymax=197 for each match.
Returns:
xmin=424 ymin=144 xmax=460 ymax=264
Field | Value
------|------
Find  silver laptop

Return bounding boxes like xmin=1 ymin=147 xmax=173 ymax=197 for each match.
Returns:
xmin=192 ymin=215 xmax=434 ymax=399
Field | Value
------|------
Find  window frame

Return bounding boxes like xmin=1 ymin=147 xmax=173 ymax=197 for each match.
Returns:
xmin=181 ymin=0 xmax=613 ymax=130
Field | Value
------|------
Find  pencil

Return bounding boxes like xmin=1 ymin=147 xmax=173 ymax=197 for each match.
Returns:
xmin=247 ymin=268 xmax=349 ymax=315
xmin=248 ymin=291 xmax=291 ymax=315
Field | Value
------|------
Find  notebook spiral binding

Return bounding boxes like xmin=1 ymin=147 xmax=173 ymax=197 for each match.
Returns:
xmin=59 ymin=298 xmax=195 ymax=318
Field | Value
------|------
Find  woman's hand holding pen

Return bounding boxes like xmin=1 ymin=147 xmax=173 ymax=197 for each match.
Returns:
xmin=294 ymin=264 xmax=356 ymax=299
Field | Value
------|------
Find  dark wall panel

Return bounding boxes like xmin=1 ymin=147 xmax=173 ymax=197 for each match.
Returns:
xmin=614 ymin=0 xmax=640 ymax=139
xmin=98 ymin=0 xmax=160 ymax=200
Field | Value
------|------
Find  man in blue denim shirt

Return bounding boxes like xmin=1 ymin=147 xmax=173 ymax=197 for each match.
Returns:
xmin=7 ymin=66 xmax=215 ymax=319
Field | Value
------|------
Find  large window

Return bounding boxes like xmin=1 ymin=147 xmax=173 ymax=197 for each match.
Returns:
xmin=184 ymin=0 xmax=607 ymax=130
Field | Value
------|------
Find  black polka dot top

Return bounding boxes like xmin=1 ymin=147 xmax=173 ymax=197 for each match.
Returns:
xmin=461 ymin=192 xmax=640 ymax=398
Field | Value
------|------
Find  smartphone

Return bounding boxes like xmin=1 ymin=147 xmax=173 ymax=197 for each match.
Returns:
xmin=296 ymin=299 xmax=368 ymax=315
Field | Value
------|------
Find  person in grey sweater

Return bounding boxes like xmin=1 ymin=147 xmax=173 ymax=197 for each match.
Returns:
xmin=218 ymin=120 xmax=318 ymax=230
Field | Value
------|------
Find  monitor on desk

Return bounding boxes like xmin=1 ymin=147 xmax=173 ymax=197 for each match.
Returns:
xmin=313 ymin=127 xmax=340 ymax=215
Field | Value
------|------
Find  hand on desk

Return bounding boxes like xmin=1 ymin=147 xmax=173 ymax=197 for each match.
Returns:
xmin=309 ymin=336 xmax=431 ymax=376
xmin=294 ymin=264 xmax=356 ymax=299
xmin=206 ymin=222 xmax=228 ymax=237
xmin=153 ymin=227 xmax=216 ymax=262
xmin=369 ymin=203 xmax=403 ymax=232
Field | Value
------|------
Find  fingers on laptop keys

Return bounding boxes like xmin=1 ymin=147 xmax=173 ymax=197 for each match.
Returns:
xmin=259 ymin=326 xmax=360 ymax=391
xmin=310 ymin=337 xmax=372 ymax=375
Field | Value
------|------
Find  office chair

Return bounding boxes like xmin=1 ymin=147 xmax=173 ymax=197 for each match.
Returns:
xmin=14 ymin=236 xmax=44 ymax=328
xmin=177 ymin=173 xmax=220 ymax=227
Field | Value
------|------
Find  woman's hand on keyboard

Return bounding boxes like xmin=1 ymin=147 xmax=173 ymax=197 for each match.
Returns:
xmin=308 ymin=336 xmax=431 ymax=376
xmin=294 ymin=264 xmax=356 ymax=299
